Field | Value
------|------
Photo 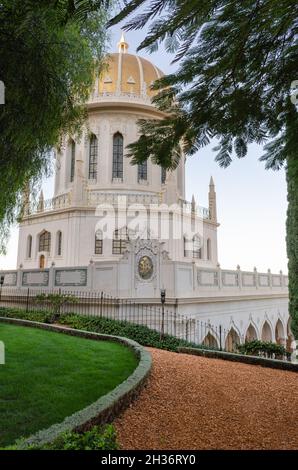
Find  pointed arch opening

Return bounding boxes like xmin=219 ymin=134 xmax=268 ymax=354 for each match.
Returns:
xmin=225 ymin=327 xmax=240 ymax=352
xmin=202 ymin=332 xmax=219 ymax=349
xmin=261 ymin=321 xmax=272 ymax=342
xmin=245 ymin=324 xmax=258 ymax=342
xmin=275 ymin=319 xmax=285 ymax=345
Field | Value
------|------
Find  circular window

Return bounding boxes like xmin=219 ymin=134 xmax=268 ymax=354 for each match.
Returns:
xmin=138 ymin=255 xmax=154 ymax=280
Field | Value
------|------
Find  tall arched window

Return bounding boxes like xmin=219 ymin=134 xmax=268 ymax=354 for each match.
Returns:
xmin=138 ymin=160 xmax=147 ymax=181
xmin=56 ymin=231 xmax=62 ymax=256
xmin=193 ymin=234 xmax=202 ymax=259
xmin=89 ymin=134 xmax=98 ymax=180
xmin=39 ymin=231 xmax=51 ymax=253
xmin=95 ymin=229 xmax=103 ymax=255
xmin=161 ymin=167 xmax=166 ymax=184
xmin=70 ymin=139 xmax=76 ymax=182
xmin=27 ymin=235 xmax=32 ymax=259
xmin=184 ymin=237 xmax=192 ymax=258
xmin=207 ymin=238 xmax=211 ymax=260
xmin=112 ymin=133 xmax=123 ymax=180
xmin=112 ymin=227 xmax=128 ymax=254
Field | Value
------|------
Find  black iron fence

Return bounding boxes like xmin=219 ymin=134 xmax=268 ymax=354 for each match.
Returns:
xmin=0 ymin=287 xmax=232 ymax=348
xmin=0 ymin=287 xmax=292 ymax=358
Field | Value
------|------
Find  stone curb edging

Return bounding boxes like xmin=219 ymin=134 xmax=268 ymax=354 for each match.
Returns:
xmin=0 ymin=316 xmax=152 ymax=449
xmin=178 ymin=347 xmax=298 ymax=372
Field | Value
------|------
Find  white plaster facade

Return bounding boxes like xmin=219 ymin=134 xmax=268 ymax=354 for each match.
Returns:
xmin=1 ymin=36 xmax=292 ymax=349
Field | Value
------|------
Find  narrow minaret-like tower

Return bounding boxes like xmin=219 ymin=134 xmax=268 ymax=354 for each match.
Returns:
xmin=208 ymin=176 xmax=217 ymax=223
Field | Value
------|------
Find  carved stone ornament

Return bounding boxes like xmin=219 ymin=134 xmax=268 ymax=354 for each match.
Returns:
xmin=134 ymin=238 xmax=160 ymax=283
xmin=138 ymin=255 xmax=154 ymax=280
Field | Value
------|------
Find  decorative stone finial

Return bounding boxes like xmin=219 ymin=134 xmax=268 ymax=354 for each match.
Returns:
xmin=118 ymin=31 xmax=129 ymax=53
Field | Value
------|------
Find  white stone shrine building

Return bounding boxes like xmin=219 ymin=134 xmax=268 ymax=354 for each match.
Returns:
xmin=0 ymin=35 xmax=292 ymax=350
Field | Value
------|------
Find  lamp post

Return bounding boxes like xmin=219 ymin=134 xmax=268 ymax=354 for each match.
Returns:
xmin=160 ymin=289 xmax=166 ymax=341
xmin=0 ymin=275 xmax=4 ymax=304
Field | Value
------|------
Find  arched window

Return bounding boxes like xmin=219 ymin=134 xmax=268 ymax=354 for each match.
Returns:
xmin=193 ymin=234 xmax=202 ymax=259
xmin=112 ymin=227 xmax=128 ymax=254
xmin=27 ymin=235 xmax=32 ymax=259
xmin=89 ymin=134 xmax=98 ymax=180
xmin=207 ymin=238 xmax=211 ymax=260
xmin=138 ymin=160 xmax=147 ymax=181
xmin=56 ymin=231 xmax=62 ymax=256
xmin=112 ymin=133 xmax=123 ymax=180
xmin=95 ymin=229 xmax=103 ymax=255
xmin=70 ymin=139 xmax=76 ymax=182
xmin=184 ymin=237 xmax=192 ymax=257
xmin=161 ymin=167 xmax=166 ymax=184
xmin=39 ymin=231 xmax=51 ymax=253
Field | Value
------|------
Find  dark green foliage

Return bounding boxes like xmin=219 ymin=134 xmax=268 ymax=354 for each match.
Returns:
xmin=0 ymin=1 xmax=110 ymax=252
xmin=0 ymin=306 xmax=51 ymax=323
xmin=39 ymin=424 xmax=118 ymax=450
xmin=237 ymin=340 xmax=286 ymax=358
xmin=35 ymin=293 xmax=78 ymax=323
xmin=22 ymin=424 xmax=118 ymax=451
xmin=110 ymin=0 xmax=298 ymax=337
xmin=59 ymin=313 xmax=204 ymax=351
xmin=0 ymin=306 xmax=210 ymax=352
xmin=286 ymin=144 xmax=298 ymax=339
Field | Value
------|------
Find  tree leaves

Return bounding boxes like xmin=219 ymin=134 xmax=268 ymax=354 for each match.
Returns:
xmin=0 ymin=1 xmax=109 ymax=253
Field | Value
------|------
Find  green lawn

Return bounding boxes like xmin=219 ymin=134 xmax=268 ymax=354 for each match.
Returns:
xmin=0 ymin=323 xmax=138 ymax=447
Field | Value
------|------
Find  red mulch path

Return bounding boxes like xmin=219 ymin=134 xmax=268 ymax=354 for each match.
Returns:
xmin=114 ymin=348 xmax=298 ymax=450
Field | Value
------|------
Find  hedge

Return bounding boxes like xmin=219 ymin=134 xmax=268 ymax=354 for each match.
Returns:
xmin=0 ymin=306 xmax=212 ymax=352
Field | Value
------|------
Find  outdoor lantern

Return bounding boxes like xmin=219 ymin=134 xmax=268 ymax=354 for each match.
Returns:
xmin=160 ymin=289 xmax=166 ymax=305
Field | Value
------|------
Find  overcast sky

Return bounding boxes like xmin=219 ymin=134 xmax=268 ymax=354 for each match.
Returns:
xmin=0 ymin=24 xmax=288 ymax=274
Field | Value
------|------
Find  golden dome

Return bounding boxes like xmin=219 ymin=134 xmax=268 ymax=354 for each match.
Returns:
xmin=98 ymin=34 xmax=164 ymax=100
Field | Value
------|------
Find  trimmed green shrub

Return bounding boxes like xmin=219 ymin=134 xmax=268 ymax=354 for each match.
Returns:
xmin=4 ymin=425 xmax=118 ymax=451
xmin=35 ymin=293 xmax=78 ymax=323
xmin=0 ymin=307 xmax=50 ymax=323
xmin=0 ymin=306 xmax=211 ymax=352
xmin=237 ymin=340 xmax=286 ymax=358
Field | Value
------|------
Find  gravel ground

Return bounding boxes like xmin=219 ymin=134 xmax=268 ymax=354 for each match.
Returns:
xmin=115 ymin=348 xmax=298 ymax=450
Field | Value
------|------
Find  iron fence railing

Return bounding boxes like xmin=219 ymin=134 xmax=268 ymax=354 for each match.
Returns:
xmin=0 ymin=287 xmax=292 ymax=359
